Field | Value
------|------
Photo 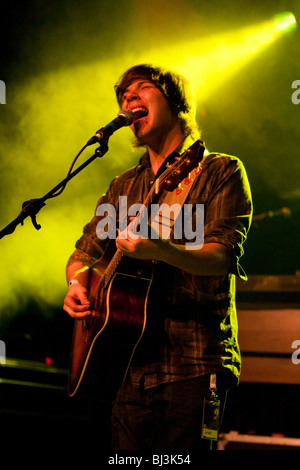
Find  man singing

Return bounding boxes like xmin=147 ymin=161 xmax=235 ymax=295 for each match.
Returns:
xmin=63 ymin=64 xmax=252 ymax=451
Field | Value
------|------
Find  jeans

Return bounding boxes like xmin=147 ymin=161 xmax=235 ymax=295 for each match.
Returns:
xmin=111 ymin=374 xmax=229 ymax=451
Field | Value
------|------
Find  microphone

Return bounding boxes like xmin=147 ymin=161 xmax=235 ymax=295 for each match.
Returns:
xmin=86 ymin=109 xmax=134 ymax=145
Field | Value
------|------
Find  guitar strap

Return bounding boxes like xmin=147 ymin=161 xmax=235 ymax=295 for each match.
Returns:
xmin=151 ymin=141 xmax=206 ymax=241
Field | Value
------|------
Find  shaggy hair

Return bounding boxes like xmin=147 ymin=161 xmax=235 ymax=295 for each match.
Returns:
xmin=115 ymin=64 xmax=200 ymax=144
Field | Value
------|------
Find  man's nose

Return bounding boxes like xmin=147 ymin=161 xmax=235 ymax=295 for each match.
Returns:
xmin=125 ymin=90 xmax=139 ymax=104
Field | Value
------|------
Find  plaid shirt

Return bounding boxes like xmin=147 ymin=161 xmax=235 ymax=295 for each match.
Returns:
xmin=75 ymin=143 xmax=252 ymax=389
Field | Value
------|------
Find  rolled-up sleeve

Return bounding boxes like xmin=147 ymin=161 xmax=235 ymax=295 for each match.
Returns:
xmin=202 ymin=155 xmax=252 ymax=280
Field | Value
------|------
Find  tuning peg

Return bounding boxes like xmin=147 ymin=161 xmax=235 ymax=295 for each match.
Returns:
xmin=183 ymin=173 xmax=194 ymax=185
xmin=195 ymin=165 xmax=202 ymax=175
xmin=174 ymin=184 xmax=183 ymax=195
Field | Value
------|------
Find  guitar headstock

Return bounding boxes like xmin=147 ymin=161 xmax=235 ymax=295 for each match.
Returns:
xmin=158 ymin=140 xmax=205 ymax=193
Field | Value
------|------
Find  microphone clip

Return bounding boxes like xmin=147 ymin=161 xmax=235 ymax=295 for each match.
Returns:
xmin=94 ymin=139 xmax=109 ymax=158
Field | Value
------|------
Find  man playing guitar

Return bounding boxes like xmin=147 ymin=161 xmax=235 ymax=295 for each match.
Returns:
xmin=63 ymin=64 xmax=252 ymax=451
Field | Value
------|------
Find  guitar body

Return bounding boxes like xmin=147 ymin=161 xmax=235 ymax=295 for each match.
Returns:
xmin=68 ymin=241 xmax=153 ymax=400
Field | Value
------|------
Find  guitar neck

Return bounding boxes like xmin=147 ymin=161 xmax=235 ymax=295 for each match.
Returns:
xmin=101 ymin=249 xmax=123 ymax=289
xmin=101 ymin=184 xmax=157 ymax=288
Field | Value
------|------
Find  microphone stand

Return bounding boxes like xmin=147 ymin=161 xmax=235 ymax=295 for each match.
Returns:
xmin=0 ymin=139 xmax=109 ymax=240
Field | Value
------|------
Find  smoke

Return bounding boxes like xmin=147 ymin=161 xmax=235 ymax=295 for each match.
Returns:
xmin=0 ymin=61 xmax=138 ymax=318
xmin=1 ymin=0 xmax=300 ymax=324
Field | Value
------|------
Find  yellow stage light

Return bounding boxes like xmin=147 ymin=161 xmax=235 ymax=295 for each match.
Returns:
xmin=273 ymin=11 xmax=297 ymax=33
xmin=0 ymin=11 xmax=297 ymax=314
xmin=135 ymin=11 xmax=297 ymax=103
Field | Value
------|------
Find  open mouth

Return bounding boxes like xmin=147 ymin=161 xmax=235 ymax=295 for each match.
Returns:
xmin=131 ymin=106 xmax=149 ymax=122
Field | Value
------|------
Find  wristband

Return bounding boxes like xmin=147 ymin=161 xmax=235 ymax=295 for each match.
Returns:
xmin=69 ymin=279 xmax=80 ymax=287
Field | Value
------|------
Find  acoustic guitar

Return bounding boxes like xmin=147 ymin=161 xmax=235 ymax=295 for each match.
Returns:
xmin=68 ymin=140 xmax=205 ymax=400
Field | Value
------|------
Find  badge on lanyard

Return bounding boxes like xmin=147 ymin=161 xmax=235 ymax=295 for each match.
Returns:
xmin=201 ymin=374 xmax=220 ymax=441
